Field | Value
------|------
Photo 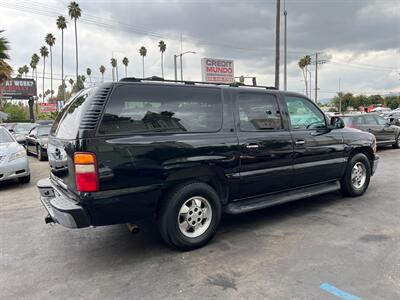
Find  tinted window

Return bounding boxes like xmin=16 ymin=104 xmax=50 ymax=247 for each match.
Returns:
xmin=99 ymin=85 xmax=222 ymax=135
xmin=0 ymin=128 xmax=14 ymax=143
xmin=363 ymin=115 xmax=378 ymax=125
xmin=237 ymin=93 xmax=282 ymax=131
xmin=52 ymin=89 xmax=93 ymax=139
xmin=286 ymin=96 xmax=326 ymax=129
xmin=375 ymin=115 xmax=387 ymax=125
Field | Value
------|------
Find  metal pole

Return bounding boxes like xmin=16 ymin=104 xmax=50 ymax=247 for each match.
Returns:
xmin=174 ymin=55 xmax=177 ymax=81
xmin=283 ymin=4 xmax=287 ymax=91
xmin=315 ymin=52 xmax=318 ymax=104
xmin=180 ymin=54 xmax=183 ymax=81
xmin=274 ymin=0 xmax=281 ymax=89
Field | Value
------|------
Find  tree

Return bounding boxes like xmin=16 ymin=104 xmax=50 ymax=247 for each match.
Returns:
xmin=0 ymin=30 xmax=13 ymax=93
xmin=45 ymin=33 xmax=56 ymax=96
xmin=69 ymin=78 xmax=74 ymax=90
xmin=3 ymin=102 xmax=28 ymax=121
xmin=22 ymin=65 xmax=29 ymax=78
xmin=99 ymin=65 xmax=106 ymax=82
xmin=68 ymin=1 xmax=81 ymax=81
xmin=110 ymin=58 xmax=117 ymax=81
xmin=17 ymin=67 xmax=24 ymax=78
xmin=86 ymin=67 xmax=92 ymax=84
xmin=72 ymin=75 xmax=85 ymax=93
xmin=30 ymin=53 xmax=39 ymax=81
xmin=40 ymin=46 xmax=49 ymax=102
xmin=298 ymin=55 xmax=311 ymax=97
xmin=122 ymin=57 xmax=129 ymax=77
xmin=56 ymin=15 xmax=67 ymax=99
xmin=139 ymin=46 xmax=147 ymax=78
xmin=158 ymin=40 xmax=166 ymax=78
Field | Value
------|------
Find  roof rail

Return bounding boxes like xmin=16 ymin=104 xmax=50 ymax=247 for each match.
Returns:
xmin=119 ymin=76 xmax=277 ymax=90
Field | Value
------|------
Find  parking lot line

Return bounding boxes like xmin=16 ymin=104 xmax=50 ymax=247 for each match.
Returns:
xmin=320 ymin=283 xmax=362 ymax=300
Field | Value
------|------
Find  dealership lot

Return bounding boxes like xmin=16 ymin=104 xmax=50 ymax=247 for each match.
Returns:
xmin=1 ymin=150 xmax=399 ymax=299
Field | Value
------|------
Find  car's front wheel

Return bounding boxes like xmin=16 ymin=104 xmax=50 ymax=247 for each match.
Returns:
xmin=158 ymin=182 xmax=222 ymax=251
xmin=18 ymin=174 xmax=30 ymax=184
xmin=340 ymin=153 xmax=371 ymax=197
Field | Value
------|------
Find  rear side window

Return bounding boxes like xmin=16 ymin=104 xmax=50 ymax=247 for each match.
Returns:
xmin=237 ymin=93 xmax=283 ymax=131
xmin=341 ymin=117 xmax=353 ymax=126
xmin=363 ymin=115 xmax=378 ymax=125
xmin=51 ymin=89 xmax=93 ymax=139
xmin=98 ymin=85 xmax=222 ymax=135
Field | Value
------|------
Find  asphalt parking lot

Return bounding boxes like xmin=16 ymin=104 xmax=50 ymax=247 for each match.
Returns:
xmin=1 ymin=149 xmax=399 ymax=299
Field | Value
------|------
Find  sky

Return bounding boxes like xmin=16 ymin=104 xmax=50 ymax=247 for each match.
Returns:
xmin=1 ymin=0 xmax=399 ymax=100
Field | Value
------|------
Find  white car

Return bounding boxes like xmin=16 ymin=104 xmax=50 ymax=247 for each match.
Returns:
xmin=0 ymin=127 xmax=30 ymax=183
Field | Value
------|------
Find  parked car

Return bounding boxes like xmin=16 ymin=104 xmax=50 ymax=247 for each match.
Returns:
xmin=341 ymin=113 xmax=400 ymax=148
xmin=1 ymin=123 xmax=16 ymax=132
xmin=37 ymin=79 xmax=379 ymax=250
xmin=0 ymin=127 xmax=30 ymax=183
xmin=25 ymin=124 xmax=51 ymax=161
xmin=12 ymin=122 xmax=37 ymax=144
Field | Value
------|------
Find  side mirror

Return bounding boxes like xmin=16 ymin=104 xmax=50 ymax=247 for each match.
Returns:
xmin=329 ymin=116 xmax=345 ymax=129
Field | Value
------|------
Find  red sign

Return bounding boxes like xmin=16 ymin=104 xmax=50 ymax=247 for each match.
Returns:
xmin=39 ymin=103 xmax=57 ymax=113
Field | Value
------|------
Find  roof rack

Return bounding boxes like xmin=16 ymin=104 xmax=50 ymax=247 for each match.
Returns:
xmin=119 ymin=76 xmax=277 ymax=90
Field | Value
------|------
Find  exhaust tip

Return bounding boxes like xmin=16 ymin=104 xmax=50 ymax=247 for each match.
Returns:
xmin=126 ymin=223 xmax=140 ymax=234
xmin=45 ymin=215 xmax=55 ymax=224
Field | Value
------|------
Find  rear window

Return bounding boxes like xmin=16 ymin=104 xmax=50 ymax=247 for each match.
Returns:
xmin=51 ymin=88 xmax=94 ymax=139
xmin=98 ymin=85 xmax=222 ymax=135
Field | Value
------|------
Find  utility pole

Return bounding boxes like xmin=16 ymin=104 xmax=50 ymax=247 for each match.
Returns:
xmin=283 ymin=0 xmax=287 ymax=91
xmin=275 ymin=0 xmax=280 ymax=89
xmin=315 ymin=52 xmax=318 ymax=104
xmin=174 ymin=55 xmax=178 ymax=81
xmin=338 ymin=78 xmax=342 ymax=113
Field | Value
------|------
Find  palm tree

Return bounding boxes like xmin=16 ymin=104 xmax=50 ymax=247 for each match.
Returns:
xmin=22 ymin=65 xmax=29 ymax=78
xmin=40 ymin=46 xmax=49 ymax=102
xmin=99 ymin=65 xmax=106 ymax=82
xmin=158 ymin=40 xmax=166 ymax=78
xmin=45 ymin=33 xmax=56 ymax=96
xmin=298 ymin=55 xmax=311 ymax=96
xmin=30 ymin=53 xmax=40 ymax=83
xmin=0 ymin=30 xmax=13 ymax=90
xmin=17 ymin=67 xmax=24 ymax=78
xmin=122 ymin=57 xmax=129 ymax=77
xmin=110 ymin=58 xmax=117 ymax=81
xmin=86 ymin=68 xmax=92 ymax=84
xmin=56 ymin=16 xmax=67 ymax=99
xmin=68 ymin=1 xmax=81 ymax=81
xmin=139 ymin=46 xmax=147 ymax=78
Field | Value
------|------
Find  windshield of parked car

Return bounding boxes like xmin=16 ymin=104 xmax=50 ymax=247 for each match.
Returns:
xmin=37 ymin=126 xmax=51 ymax=136
xmin=0 ymin=128 xmax=14 ymax=143
xmin=341 ymin=116 xmax=353 ymax=126
xmin=14 ymin=123 xmax=37 ymax=134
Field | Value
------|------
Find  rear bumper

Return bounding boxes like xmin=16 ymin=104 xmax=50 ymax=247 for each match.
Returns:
xmin=37 ymin=178 xmax=90 ymax=228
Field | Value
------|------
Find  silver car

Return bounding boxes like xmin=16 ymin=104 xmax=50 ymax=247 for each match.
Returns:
xmin=0 ymin=127 xmax=30 ymax=183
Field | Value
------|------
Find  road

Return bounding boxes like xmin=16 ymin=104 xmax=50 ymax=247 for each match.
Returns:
xmin=1 ymin=149 xmax=399 ymax=299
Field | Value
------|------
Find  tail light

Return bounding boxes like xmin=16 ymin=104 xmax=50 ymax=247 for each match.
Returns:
xmin=74 ymin=152 xmax=99 ymax=192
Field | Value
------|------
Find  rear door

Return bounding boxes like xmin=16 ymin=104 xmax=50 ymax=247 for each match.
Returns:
xmin=284 ymin=95 xmax=346 ymax=187
xmin=361 ymin=115 xmax=385 ymax=143
xmin=235 ymin=91 xmax=294 ymax=199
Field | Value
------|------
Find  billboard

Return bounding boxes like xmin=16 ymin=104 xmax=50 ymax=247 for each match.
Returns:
xmin=39 ymin=103 xmax=57 ymax=113
xmin=0 ymin=78 xmax=37 ymax=99
xmin=201 ymin=58 xmax=234 ymax=83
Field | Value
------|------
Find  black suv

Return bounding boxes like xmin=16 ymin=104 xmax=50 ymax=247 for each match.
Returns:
xmin=38 ymin=78 xmax=379 ymax=250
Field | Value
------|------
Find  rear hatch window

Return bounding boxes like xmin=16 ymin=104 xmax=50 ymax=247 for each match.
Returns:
xmin=51 ymin=88 xmax=95 ymax=139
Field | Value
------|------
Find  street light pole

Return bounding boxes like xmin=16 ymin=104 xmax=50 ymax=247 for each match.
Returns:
xmin=173 ymin=51 xmax=196 ymax=81
xmin=174 ymin=55 xmax=178 ymax=81
xmin=275 ymin=0 xmax=281 ymax=89
xmin=283 ymin=2 xmax=287 ymax=91
xmin=180 ymin=55 xmax=183 ymax=81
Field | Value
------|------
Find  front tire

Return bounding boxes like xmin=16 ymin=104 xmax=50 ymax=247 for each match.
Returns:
xmin=158 ymin=182 xmax=222 ymax=251
xmin=340 ymin=153 xmax=371 ymax=197
xmin=18 ymin=174 xmax=31 ymax=184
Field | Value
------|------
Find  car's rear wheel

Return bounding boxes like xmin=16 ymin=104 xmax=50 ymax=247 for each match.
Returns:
xmin=393 ymin=135 xmax=400 ymax=149
xmin=37 ymin=145 xmax=45 ymax=161
xmin=340 ymin=153 xmax=371 ymax=197
xmin=18 ymin=174 xmax=30 ymax=184
xmin=158 ymin=182 xmax=221 ymax=251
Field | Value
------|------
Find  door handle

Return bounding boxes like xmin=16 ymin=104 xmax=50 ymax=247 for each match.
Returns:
xmin=295 ymin=140 xmax=305 ymax=146
xmin=246 ymin=143 xmax=259 ymax=149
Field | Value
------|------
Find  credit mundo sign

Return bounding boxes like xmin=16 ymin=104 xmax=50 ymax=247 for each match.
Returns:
xmin=201 ymin=58 xmax=234 ymax=83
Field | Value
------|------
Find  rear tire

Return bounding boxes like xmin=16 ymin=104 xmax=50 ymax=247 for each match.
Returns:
xmin=18 ymin=174 xmax=31 ymax=184
xmin=158 ymin=182 xmax=222 ymax=251
xmin=393 ymin=135 xmax=400 ymax=149
xmin=340 ymin=153 xmax=371 ymax=197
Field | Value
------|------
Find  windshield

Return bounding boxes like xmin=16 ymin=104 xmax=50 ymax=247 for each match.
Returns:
xmin=14 ymin=123 xmax=37 ymax=133
xmin=0 ymin=128 xmax=14 ymax=143
xmin=37 ymin=126 xmax=51 ymax=136
xmin=341 ymin=116 xmax=353 ymax=126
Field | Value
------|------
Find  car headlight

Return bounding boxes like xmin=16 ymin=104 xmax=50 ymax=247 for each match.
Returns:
xmin=9 ymin=149 xmax=27 ymax=162
xmin=42 ymin=143 xmax=48 ymax=149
